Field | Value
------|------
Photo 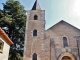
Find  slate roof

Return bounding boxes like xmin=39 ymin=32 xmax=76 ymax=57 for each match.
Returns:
xmin=32 ymin=0 xmax=41 ymax=10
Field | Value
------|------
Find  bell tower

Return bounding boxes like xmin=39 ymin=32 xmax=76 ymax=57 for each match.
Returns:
xmin=23 ymin=0 xmax=45 ymax=60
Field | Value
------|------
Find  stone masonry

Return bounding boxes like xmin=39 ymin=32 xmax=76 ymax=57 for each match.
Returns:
xmin=23 ymin=0 xmax=80 ymax=60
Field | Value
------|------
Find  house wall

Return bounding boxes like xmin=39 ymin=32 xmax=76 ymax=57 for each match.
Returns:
xmin=0 ymin=35 xmax=10 ymax=60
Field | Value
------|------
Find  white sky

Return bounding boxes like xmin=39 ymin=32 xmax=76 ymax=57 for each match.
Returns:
xmin=48 ymin=0 xmax=80 ymax=30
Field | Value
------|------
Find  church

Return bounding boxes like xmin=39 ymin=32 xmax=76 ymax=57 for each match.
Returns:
xmin=23 ymin=0 xmax=80 ymax=60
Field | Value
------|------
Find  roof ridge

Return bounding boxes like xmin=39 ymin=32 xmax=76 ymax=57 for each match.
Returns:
xmin=46 ymin=20 xmax=80 ymax=31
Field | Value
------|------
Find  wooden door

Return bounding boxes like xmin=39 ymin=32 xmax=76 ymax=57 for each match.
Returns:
xmin=62 ymin=56 xmax=71 ymax=60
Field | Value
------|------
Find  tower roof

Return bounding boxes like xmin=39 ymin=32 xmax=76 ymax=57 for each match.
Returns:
xmin=32 ymin=0 xmax=41 ymax=10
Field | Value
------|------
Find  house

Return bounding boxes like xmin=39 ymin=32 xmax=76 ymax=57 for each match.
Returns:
xmin=0 ymin=28 xmax=13 ymax=60
xmin=23 ymin=0 xmax=80 ymax=60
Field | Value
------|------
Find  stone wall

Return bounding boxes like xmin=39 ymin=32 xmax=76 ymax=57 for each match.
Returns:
xmin=23 ymin=10 xmax=46 ymax=60
xmin=46 ymin=21 xmax=80 ymax=60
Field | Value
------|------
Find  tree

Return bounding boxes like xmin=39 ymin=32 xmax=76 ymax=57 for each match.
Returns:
xmin=0 ymin=0 xmax=26 ymax=60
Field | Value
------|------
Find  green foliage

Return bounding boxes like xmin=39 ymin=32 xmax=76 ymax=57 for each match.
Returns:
xmin=0 ymin=0 xmax=26 ymax=60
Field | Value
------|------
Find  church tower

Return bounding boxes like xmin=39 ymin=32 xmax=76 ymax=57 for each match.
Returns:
xmin=23 ymin=0 xmax=45 ymax=60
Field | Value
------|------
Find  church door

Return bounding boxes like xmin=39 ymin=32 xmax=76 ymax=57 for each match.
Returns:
xmin=62 ymin=56 xmax=71 ymax=60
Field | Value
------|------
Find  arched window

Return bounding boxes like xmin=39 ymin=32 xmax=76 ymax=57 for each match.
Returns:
xmin=63 ymin=37 xmax=68 ymax=47
xmin=33 ymin=29 xmax=37 ymax=36
xmin=33 ymin=53 xmax=37 ymax=60
xmin=34 ymin=15 xmax=38 ymax=20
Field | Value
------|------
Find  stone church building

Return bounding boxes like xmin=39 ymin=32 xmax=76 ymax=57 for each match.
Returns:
xmin=23 ymin=0 xmax=80 ymax=60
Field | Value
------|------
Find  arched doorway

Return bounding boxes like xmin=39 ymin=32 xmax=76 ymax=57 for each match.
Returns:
xmin=58 ymin=52 xmax=75 ymax=60
xmin=62 ymin=56 xmax=71 ymax=60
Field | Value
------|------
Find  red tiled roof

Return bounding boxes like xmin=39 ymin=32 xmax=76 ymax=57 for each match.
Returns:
xmin=0 ymin=28 xmax=13 ymax=45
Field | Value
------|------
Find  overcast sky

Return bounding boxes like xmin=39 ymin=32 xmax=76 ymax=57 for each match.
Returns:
xmin=0 ymin=0 xmax=80 ymax=30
